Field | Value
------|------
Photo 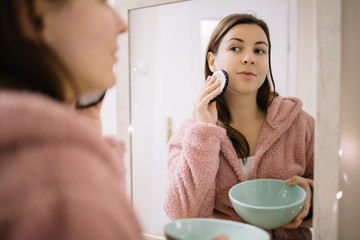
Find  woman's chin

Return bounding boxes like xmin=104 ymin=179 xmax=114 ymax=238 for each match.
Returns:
xmin=99 ymin=74 xmax=116 ymax=90
xmin=225 ymin=86 xmax=259 ymax=96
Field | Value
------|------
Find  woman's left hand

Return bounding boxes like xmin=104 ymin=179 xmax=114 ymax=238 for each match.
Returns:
xmin=282 ymin=175 xmax=312 ymax=229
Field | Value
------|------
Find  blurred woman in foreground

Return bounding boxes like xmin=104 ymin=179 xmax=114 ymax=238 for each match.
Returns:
xmin=0 ymin=0 xmax=143 ymax=239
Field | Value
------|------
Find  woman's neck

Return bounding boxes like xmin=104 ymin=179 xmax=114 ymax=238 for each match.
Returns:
xmin=225 ymin=92 xmax=265 ymax=125
xmin=64 ymin=93 xmax=77 ymax=110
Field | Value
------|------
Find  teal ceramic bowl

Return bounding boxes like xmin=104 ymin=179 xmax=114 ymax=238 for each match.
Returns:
xmin=164 ymin=218 xmax=270 ymax=240
xmin=229 ymin=179 xmax=306 ymax=229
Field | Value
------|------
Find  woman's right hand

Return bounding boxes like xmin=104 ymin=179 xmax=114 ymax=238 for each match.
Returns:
xmin=194 ymin=75 xmax=221 ymax=125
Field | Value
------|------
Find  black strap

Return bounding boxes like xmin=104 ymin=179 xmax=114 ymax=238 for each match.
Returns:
xmin=76 ymin=91 xmax=106 ymax=109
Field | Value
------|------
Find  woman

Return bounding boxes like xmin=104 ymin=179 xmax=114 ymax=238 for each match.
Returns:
xmin=0 ymin=0 xmax=143 ymax=239
xmin=164 ymin=14 xmax=314 ymax=239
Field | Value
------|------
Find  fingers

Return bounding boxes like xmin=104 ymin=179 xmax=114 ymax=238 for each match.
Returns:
xmin=194 ymin=75 xmax=221 ymax=124
xmin=282 ymin=175 xmax=312 ymax=229
xmin=204 ymin=75 xmax=214 ymax=87
xmin=197 ymin=75 xmax=221 ymax=105
xmin=283 ymin=198 xmax=310 ymax=228
xmin=198 ymin=87 xmax=221 ymax=106
xmin=282 ymin=218 xmax=303 ymax=229
xmin=200 ymin=75 xmax=216 ymax=93
xmin=294 ymin=200 xmax=310 ymax=222
xmin=284 ymin=175 xmax=302 ymax=186
xmin=208 ymin=100 xmax=217 ymax=108
xmin=284 ymin=176 xmax=311 ymax=195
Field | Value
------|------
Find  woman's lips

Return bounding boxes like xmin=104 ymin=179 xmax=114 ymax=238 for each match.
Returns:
xmin=238 ymin=71 xmax=256 ymax=76
xmin=112 ymin=49 xmax=118 ymax=61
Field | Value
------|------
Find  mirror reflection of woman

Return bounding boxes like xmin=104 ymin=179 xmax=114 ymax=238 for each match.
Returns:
xmin=0 ymin=0 xmax=144 ymax=239
xmin=164 ymin=14 xmax=314 ymax=240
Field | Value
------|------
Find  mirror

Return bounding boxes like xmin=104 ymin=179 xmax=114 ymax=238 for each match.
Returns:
xmin=129 ymin=0 xmax=315 ymax=233
xmin=113 ymin=0 xmax=341 ymax=238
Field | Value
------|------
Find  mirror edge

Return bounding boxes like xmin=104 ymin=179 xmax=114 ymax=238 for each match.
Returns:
xmin=113 ymin=0 xmax=343 ymax=239
xmin=314 ymin=0 xmax=341 ymax=239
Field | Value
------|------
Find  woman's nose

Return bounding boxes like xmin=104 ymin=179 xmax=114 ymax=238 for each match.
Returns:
xmin=116 ymin=16 xmax=128 ymax=34
xmin=241 ymin=51 xmax=255 ymax=64
xmin=113 ymin=9 xmax=128 ymax=34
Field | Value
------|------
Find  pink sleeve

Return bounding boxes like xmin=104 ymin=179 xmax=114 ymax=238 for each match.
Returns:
xmin=0 ymin=140 xmax=144 ymax=240
xmin=304 ymin=118 xmax=314 ymax=187
xmin=164 ymin=119 xmax=227 ymax=220
xmin=103 ymin=135 xmax=127 ymax=188
xmin=301 ymin=113 xmax=315 ymax=228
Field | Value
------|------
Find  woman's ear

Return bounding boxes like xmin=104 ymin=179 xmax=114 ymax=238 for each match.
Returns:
xmin=17 ymin=0 xmax=44 ymax=43
xmin=207 ymin=52 xmax=217 ymax=73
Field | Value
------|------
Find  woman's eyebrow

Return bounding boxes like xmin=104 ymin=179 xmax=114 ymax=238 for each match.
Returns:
xmin=228 ymin=38 xmax=268 ymax=47
xmin=255 ymin=41 xmax=268 ymax=46
xmin=228 ymin=37 xmax=244 ymax=43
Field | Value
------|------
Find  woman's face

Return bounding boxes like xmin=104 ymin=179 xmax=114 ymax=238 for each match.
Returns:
xmin=40 ymin=0 xmax=127 ymax=95
xmin=208 ymin=24 xmax=269 ymax=98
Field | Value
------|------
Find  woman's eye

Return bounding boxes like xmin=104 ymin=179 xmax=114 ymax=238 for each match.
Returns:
xmin=230 ymin=47 xmax=240 ymax=52
xmin=255 ymin=48 xmax=266 ymax=54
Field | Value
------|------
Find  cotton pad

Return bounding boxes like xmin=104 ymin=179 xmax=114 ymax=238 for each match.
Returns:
xmin=76 ymin=90 xmax=106 ymax=109
xmin=209 ymin=70 xmax=229 ymax=103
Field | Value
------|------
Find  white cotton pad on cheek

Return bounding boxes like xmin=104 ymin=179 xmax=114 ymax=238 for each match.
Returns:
xmin=209 ymin=70 xmax=229 ymax=103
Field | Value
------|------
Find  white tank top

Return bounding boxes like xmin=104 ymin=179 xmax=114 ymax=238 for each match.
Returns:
xmin=240 ymin=156 xmax=255 ymax=180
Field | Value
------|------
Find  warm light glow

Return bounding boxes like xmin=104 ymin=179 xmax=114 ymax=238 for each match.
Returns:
xmin=339 ymin=149 xmax=343 ymax=157
xmin=343 ymin=173 xmax=349 ymax=184
xmin=128 ymin=126 xmax=135 ymax=132
xmin=107 ymin=0 xmax=114 ymax=8
xmin=336 ymin=191 xmax=343 ymax=200
xmin=340 ymin=136 xmax=359 ymax=167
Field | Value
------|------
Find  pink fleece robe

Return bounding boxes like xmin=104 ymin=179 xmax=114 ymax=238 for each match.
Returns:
xmin=0 ymin=91 xmax=144 ymax=240
xmin=164 ymin=96 xmax=314 ymax=240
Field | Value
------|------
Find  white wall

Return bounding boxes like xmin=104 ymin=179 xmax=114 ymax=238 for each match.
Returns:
xmin=129 ymin=6 xmax=162 ymax=232
xmin=100 ymin=86 xmax=117 ymax=136
xmin=100 ymin=0 xmax=117 ymax=136
xmin=297 ymin=0 xmax=316 ymax=117
xmin=339 ymin=0 xmax=360 ymax=238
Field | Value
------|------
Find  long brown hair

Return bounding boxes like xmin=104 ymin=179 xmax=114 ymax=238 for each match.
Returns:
xmin=204 ymin=14 xmax=278 ymax=162
xmin=0 ymin=0 xmax=74 ymax=101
